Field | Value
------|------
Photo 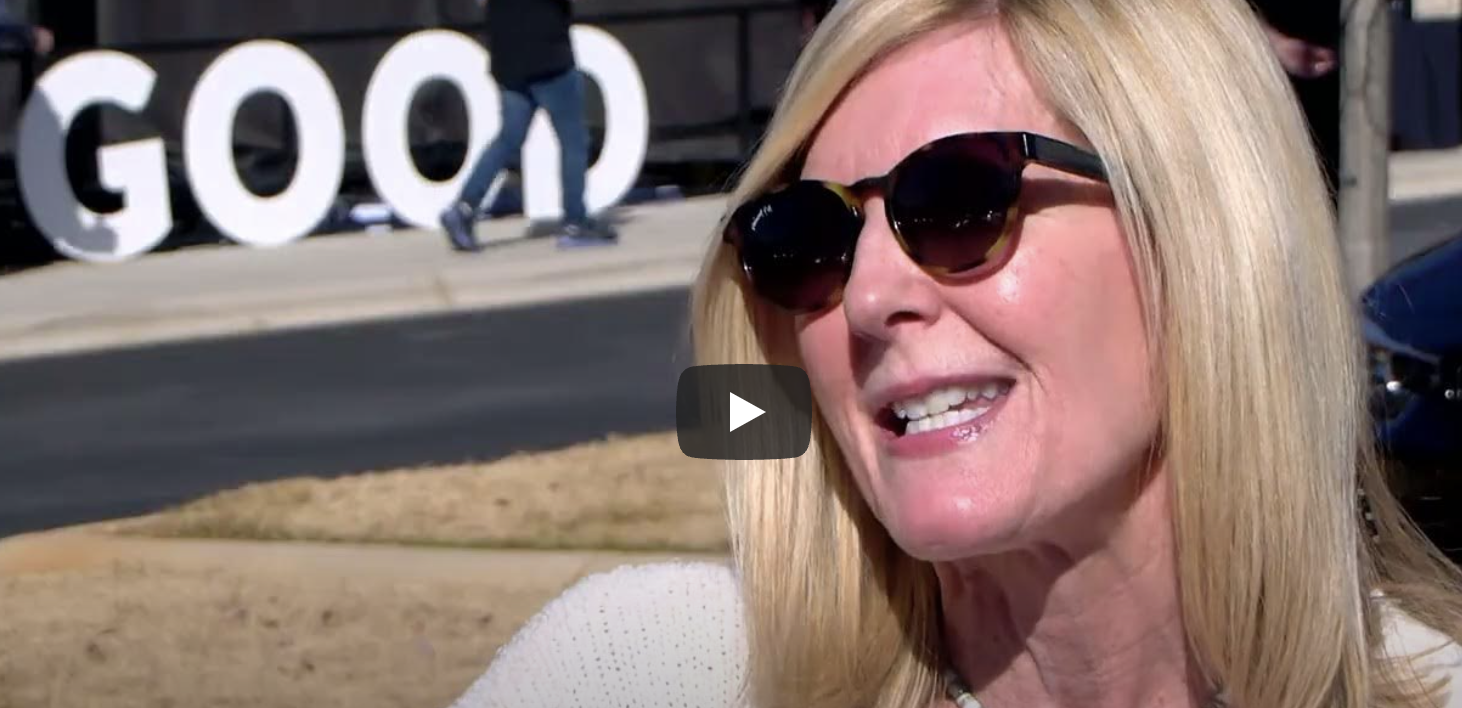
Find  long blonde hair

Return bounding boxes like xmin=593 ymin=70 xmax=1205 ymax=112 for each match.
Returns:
xmin=691 ymin=1 xmax=1462 ymax=707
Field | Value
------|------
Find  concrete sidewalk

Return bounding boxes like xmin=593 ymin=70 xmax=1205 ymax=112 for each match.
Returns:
xmin=1393 ymin=147 xmax=1462 ymax=203
xmin=0 ymin=528 xmax=716 ymax=584
xmin=0 ymin=196 xmax=727 ymax=363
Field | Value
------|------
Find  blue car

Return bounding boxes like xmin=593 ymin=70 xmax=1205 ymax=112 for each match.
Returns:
xmin=1364 ymin=232 xmax=1462 ymax=557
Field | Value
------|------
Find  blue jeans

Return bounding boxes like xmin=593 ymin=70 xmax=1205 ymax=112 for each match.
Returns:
xmin=457 ymin=69 xmax=589 ymax=224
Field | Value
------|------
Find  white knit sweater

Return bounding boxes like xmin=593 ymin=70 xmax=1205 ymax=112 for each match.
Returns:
xmin=451 ymin=562 xmax=750 ymax=708
xmin=449 ymin=561 xmax=1462 ymax=708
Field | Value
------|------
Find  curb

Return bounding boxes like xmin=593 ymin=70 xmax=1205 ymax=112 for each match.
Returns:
xmin=0 ymin=529 xmax=724 ymax=584
xmin=0 ymin=257 xmax=702 ymax=364
xmin=1392 ymin=148 xmax=1462 ymax=205
xmin=0 ymin=197 xmax=726 ymax=364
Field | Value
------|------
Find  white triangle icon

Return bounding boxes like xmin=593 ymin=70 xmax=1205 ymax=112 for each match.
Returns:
xmin=729 ymin=392 xmax=766 ymax=433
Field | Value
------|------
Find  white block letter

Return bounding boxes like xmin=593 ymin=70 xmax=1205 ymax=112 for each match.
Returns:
xmin=17 ymin=51 xmax=171 ymax=262
xmin=361 ymin=30 xmax=502 ymax=229
xmin=184 ymin=40 xmax=344 ymax=248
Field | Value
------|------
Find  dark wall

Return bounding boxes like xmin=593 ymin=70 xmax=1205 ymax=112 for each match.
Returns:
xmin=0 ymin=0 xmax=803 ymax=265
xmin=1395 ymin=16 xmax=1462 ymax=151
xmin=3 ymin=0 xmax=802 ymax=166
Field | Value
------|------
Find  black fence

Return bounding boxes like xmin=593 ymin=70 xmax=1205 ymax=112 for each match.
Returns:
xmin=2 ymin=0 xmax=802 ymax=157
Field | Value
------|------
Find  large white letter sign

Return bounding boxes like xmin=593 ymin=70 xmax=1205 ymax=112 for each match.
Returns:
xmin=361 ymin=30 xmax=500 ymax=229
xmin=17 ymin=52 xmax=172 ymax=262
xmin=522 ymin=25 xmax=650 ymax=222
xmin=184 ymin=40 xmax=345 ymax=248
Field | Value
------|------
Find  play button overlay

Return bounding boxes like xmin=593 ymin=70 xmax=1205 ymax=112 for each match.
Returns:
xmin=677 ymin=365 xmax=813 ymax=460
xmin=728 ymin=393 xmax=765 ymax=432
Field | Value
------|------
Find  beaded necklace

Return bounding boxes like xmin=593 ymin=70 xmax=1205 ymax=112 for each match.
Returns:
xmin=941 ymin=666 xmax=1228 ymax=708
xmin=942 ymin=667 xmax=986 ymax=708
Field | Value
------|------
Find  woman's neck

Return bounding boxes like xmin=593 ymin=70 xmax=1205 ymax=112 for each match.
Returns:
xmin=935 ymin=470 xmax=1212 ymax=708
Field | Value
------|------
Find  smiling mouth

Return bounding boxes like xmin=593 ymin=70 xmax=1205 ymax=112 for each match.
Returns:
xmin=878 ymin=380 xmax=1014 ymax=437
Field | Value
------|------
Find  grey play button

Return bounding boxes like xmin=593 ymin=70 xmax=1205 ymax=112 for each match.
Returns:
xmin=676 ymin=365 xmax=813 ymax=460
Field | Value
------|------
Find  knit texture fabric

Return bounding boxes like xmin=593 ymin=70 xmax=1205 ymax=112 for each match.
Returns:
xmin=450 ymin=561 xmax=749 ymax=708
xmin=451 ymin=561 xmax=1462 ymax=708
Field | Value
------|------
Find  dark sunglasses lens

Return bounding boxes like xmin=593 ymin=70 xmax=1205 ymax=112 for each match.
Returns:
xmin=733 ymin=183 xmax=860 ymax=312
xmin=891 ymin=137 xmax=1021 ymax=272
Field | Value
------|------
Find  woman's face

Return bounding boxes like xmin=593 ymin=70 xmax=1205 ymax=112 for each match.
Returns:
xmin=796 ymin=22 xmax=1158 ymax=561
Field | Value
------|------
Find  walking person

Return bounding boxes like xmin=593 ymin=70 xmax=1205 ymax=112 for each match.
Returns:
xmin=440 ymin=0 xmax=617 ymax=253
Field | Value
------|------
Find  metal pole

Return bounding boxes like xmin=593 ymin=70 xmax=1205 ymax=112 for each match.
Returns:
xmin=1337 ymin=0 xmax=1393 ymax=293
xmin=736 ymin=9 xmax=753 ymax=158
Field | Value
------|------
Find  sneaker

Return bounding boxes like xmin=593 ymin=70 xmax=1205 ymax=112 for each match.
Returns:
xmin=555 ymin=218 xmax=619 ymax=249
xmin=439 ymin=202 xmax=482 ymax=253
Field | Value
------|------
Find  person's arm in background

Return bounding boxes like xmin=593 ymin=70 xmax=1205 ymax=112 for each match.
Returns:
xmin=1248 ymin=0 xmax=1338 ymax=79
xmin=798 ymin=0 xmax=836 ymax=40
xmin=1263 ymin=20 xmax=1337 ymax=78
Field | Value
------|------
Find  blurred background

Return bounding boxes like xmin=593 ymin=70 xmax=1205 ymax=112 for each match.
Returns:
xmin=0 ymin=1 xmax=1460 ymax=708
xmin=0 ymin=0 xmax=807 ymax=265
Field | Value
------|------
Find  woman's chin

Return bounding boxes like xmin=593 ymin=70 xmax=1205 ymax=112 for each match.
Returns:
xmin=878 ymin=489 xmax=1027 ymax=563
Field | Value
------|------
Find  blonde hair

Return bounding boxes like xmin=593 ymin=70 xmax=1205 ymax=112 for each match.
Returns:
xmin=691 ymin=0 xmax=1462 ymax=707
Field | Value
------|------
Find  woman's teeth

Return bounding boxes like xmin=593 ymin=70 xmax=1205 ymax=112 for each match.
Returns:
xmin=906 ymin=406 xmax=988 ymax=435
xmin=893 ymin=382 xmax=1010 ymax=436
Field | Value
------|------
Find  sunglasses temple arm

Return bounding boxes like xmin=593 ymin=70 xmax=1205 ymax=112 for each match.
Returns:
xmin=1022 ymin=133 xmax=1109 ymax=183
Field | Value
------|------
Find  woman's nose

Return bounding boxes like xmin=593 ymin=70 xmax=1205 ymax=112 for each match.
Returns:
xmin=840 ymin=197 xmax=943 ymax=340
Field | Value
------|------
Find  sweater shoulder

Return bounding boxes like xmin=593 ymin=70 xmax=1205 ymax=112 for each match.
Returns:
xmin=449 ymin=561 xmax=749 ymax=708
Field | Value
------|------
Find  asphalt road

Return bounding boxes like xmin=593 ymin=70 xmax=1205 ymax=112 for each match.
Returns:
xmin=0 ymin=288 xmax=693 ymax=537
xmin=0 ymin=198 xmax=1457 ymax=539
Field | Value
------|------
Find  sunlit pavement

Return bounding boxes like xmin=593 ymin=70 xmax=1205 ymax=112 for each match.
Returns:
xmin=0 ymin=195 xmax=727 ymax=364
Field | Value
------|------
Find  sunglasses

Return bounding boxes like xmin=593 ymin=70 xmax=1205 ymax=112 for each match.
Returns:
xmin=722 ymin=131 xmax=1109 ymax=314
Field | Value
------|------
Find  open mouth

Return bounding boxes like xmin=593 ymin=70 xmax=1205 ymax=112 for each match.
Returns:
xmin=877 ymin=380 xmax=1014 ymax=438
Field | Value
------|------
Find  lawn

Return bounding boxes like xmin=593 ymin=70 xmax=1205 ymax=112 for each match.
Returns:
xmin=0 ymin=432 xmax=729 ymax=708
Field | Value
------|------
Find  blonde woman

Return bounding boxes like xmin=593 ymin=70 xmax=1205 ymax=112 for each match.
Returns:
xmin=450 ymin=0 xmax=1462 ymax=707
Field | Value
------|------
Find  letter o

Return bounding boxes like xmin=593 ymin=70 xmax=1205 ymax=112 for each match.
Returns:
xmin=361 ymin=30 xmax=501 ymax=229
xmin=184 ymin=40 xmax=345 ymax=248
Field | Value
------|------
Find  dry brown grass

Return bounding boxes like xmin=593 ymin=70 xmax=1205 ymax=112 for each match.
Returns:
xmin=102 ymin=432 xmax=729 ymax=553
xmin=1 ymin=430 xmax=730 ymax=708
xmin=0 ymin=550 xmax=685 ymax=708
